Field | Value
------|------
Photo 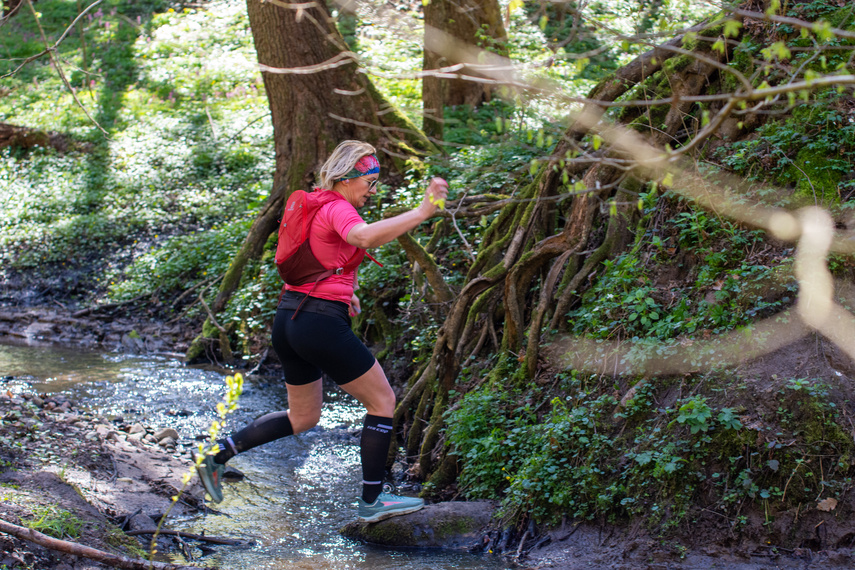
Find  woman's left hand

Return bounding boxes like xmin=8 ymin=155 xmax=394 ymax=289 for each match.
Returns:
xmin=421 ymin=177 xmax=449 ymax=214
xmin=350 ymin=293 xmax=361 ymax=316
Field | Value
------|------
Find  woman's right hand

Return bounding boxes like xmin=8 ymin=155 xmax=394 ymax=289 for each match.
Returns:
xmin=420 ymin=177 xmax=449 ymax=215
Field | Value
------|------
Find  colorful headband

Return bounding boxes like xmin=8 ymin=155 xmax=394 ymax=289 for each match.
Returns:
xmin=338 ymin=154 xmax=380 ymax=181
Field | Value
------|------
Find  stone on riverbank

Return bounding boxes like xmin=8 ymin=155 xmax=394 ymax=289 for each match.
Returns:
xmin=341 ymin=500 xmax=495 ymax=549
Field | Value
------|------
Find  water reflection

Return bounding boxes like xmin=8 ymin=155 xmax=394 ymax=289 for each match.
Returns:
xmin=0 ymin=338 xmax=512 ymax=570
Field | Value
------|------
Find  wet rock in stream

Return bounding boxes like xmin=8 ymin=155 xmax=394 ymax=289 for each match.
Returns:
xmin=341 ymin=500 xmax=495 ymax=550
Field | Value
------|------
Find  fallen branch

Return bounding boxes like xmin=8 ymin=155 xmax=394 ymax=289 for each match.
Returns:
xmin=199 ymin=292 xmax=227 ymax=334
xmin=71 ymin=293 xmax=148 ymax=318
xmin=0 ymin=517 xmax=213 ymax=570
xmin=126 ymin=529 xmax=245 ymax=546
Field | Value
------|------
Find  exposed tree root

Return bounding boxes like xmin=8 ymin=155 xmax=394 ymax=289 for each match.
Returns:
xmin=396 ymin=233 xmax=454 ymax=304
xmin=402 ymin=23 xmax=739 ymax=487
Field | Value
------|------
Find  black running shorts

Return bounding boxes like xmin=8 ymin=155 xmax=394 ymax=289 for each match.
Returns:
xmin=271 ymin=292 xmax=376 ymax=386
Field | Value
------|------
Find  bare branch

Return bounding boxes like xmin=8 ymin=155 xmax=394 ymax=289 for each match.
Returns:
xmin=257 ymin=52 xmax=357 ymax=75
xmin=23 ymin=0 xmax=108 ymax=136
xmin=730 ymin=8 xmax=855 ymax=42
xmin=1 ymin=0 xmax=103 ymax=80
xmin=655 ymin=43 xmax=753 ymax=92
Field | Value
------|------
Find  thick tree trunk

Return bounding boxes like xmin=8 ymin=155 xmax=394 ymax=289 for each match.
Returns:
xmin=187 ymin=0 xmax=434 ymax=362
xmin=423 ymin=0 xmax=508 ymax=139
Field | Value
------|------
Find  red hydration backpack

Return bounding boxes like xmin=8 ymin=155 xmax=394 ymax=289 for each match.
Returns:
xmin=275 ymin=189 xmax=380 ymax=288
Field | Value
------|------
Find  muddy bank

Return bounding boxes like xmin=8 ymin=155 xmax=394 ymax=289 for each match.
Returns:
xmin=0 ymin=306 xmax=196 ymax=357
xmin=519 ymin=519 xmax=855 ymax=569
xmin=0 ymin=389 xmax=215 ymax=569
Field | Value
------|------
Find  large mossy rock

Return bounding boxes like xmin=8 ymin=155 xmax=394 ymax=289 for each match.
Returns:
xmin=341 ymin=500 xmax=495 ymax=549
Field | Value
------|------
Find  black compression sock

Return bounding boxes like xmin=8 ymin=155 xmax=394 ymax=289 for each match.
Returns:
xmin=213 ymin=437 xmax=239 ymax=465
xmin=215 ymin=411 xmax=294 ymax=464
xmin=361 ymin=414 xmax=393 ymax=504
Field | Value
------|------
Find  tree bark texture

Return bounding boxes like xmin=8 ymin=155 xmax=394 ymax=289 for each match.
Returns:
xmin=423 ymin=0 xmax=508 ymax=139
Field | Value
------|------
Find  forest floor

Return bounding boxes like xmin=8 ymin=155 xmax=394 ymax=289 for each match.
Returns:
xmin=523 ymin=334 xmax=855 ymax=570
xmin=2 ymin=303 xmax=855 ymax=569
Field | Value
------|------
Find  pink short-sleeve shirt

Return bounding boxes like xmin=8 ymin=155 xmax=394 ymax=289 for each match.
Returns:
xmin=284 ymin=195 xmax=365 ymax=304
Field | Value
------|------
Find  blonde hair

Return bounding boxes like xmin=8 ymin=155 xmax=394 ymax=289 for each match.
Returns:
xmin=318 ymin=140 xmax=377 ymax=190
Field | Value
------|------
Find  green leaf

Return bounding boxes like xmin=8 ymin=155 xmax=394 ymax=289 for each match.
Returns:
xmin=761 ymin=42 xmax=791 ymax=62
xmin=592 ymin=134 xmax=602 ymax=150
xmin=804 ymin=69 xmax=820 ymax=86
xmin=766 ymin=0 xmax=780 ymax=16
xmin=723 ymin=20 xmax=741 ymax=39
xmin=634 ymin=451 xmax=653 ymax=466
xmin=812 ymin=20 xmax=834 ymax=42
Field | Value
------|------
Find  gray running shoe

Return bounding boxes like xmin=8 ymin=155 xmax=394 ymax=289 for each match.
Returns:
xmin=357 ymin=493 xmax=424 ymax=523
xmin=195 ymin=453 xmax=225 ymax=503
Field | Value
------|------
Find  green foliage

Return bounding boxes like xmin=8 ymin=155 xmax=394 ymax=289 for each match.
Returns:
xmin=447 ymin=372 xmax=741 ymax=524
xmin=109 ymin=219 xmax=251 ymax=301
xmin=445 ymin=386 xmax=529 ymax=498
xmin=673 ymin=396 xmax=713 ymax=434
xmin=567 ymin=196 xmax=796 ymax=341
xmin=0 ymin=0 xmax=272 ymax=304
xmin=220 ymin=259 xmax=282 ymax=359
xmin=23 ymin=505 xmax=83 ymax=539
xmin=718 ymin=92 xmax=855 ymax=202
xmin=448 ymin=372 xmax=853 ymax=527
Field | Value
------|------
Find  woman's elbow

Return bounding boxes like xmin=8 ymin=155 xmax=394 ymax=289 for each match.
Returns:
xmin=346 ymin=227 xmax=376 ymax=249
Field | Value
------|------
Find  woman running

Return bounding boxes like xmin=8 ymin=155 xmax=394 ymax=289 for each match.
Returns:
xmin=197 ymin=140 xmax=448 ymax=522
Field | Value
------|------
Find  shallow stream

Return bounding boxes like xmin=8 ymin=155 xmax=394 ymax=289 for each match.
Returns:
xmin=0 ymin=338 xmax=512 ymax=570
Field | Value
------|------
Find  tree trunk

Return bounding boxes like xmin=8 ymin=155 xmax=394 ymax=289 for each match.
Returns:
xmin=423 ymin=0 xmax=508 ymax=139
xmin=187 ymin=0 xmax=434 ymax=363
